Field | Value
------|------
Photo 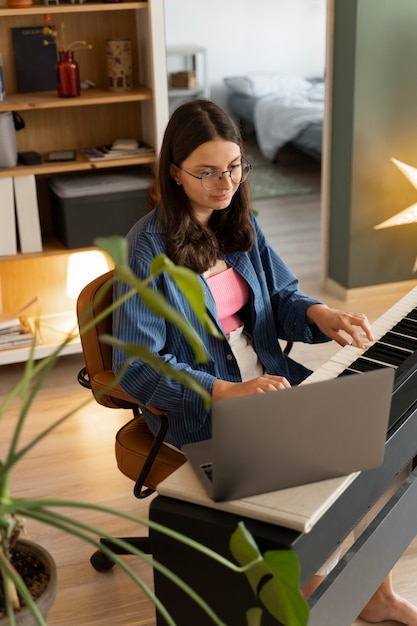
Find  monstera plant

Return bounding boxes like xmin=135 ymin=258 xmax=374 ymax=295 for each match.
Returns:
xmin=0 ymin=235 xmax=308 ymax=626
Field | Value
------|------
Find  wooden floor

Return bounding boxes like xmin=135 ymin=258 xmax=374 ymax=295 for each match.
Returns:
xmin=1 ymin=183 xmax=417 ymax=625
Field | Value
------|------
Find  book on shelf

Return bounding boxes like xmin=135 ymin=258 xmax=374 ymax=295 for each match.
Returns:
xmin=12 ymin=26 xmax=57 ymax=93
xmin=0 ymin=316 xmax=38 ymax=351
xmin=112 ymin=139 xmax=139 ymax=150
xmin=81 ymin=143 xmax=154 ymax=162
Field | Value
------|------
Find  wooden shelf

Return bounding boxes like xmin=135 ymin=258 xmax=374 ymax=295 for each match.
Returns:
xmin=0 ymin=150 xmax=155 ymax=178
xmin=0 ymin=86 xmax=153 ymax=112
xmin=0 ymin=0 xmax=169 ymax=364
xmin=0 ymin=2 xmax=148 ymax=17
xmin=0 ymin=240 xmax=105 ymax=262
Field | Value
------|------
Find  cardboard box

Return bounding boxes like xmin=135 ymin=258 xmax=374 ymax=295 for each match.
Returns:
xmin=171 ymin=71 xmax=197 ymax=89
xmin=49 ymin=170 xmax=153 ymax=249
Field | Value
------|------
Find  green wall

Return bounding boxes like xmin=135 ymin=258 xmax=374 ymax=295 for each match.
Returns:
xmin=328 ymin=0 xmax=417 ymax=289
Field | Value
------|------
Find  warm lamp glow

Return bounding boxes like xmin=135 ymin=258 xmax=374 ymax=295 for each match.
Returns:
xmin=66 ymin=251 xmax=110 ymax=299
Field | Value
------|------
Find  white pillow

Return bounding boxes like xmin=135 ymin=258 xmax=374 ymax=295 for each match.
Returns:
xmin=224 ymin=72 xmax=310 ymax=98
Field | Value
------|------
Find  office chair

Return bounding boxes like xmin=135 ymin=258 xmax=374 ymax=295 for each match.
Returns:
xmin=76 ymin=269 xmax=185 ymax=571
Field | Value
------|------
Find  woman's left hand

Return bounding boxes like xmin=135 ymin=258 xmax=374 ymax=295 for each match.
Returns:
xmin=306 ymin=303 xmax=374 ymax=349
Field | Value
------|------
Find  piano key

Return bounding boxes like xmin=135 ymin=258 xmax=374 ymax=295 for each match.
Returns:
xmin=379 ymin=331 xmax=417 ymax=351
xmin=406 ymin=308 xmax=417 ymax=320
xmin=361 ymin=343 xmax=411 ymax=366
xmin=344 ymin=359 xmax=394 ymax=373
xmin=391 ymin=319 xmax=417 ymax=337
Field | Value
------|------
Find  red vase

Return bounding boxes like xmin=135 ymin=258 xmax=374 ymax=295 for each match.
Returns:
xmin=56 ymin=51 xmax=80 ymax=98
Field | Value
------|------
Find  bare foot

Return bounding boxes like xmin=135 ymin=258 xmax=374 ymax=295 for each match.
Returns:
xmin=359 ymin=575 xmax=417 ymax=625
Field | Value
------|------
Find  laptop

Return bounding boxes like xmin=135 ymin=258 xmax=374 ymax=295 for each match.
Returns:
xmin=182 ymin=367 xmax=395 ymax=502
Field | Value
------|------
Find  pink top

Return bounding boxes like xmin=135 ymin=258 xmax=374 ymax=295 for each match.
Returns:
xmin=206 ymin=267 xmax=250 ymax=334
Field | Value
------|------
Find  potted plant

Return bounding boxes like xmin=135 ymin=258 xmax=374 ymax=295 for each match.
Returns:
xmin=0 ymin=235 xmax=309 ymax=626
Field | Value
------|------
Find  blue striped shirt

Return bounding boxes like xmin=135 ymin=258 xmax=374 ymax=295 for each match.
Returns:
xmin=112 ymin=208 xmax=329 ymax=447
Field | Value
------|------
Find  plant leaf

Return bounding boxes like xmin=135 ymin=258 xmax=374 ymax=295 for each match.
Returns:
xmin=229 ymin=522 xmax=309 ymax=626
xmin=131 ymin=281 xmax=210 ymax=363
xmin=95 ymin=235 xmax=128 ymax=269
xmin=150 ymin=255 xmax=221 ymax=337
xmin=246 ymin=607 xmax=263 ymax=626
xmin=100 ymin=336 xmax=211 ymax=408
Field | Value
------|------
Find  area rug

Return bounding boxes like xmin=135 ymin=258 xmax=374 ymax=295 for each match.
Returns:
xmin=248 ymin=155 xmax=314 ymax=200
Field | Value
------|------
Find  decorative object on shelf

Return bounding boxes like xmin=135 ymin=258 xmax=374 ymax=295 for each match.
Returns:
xmin=42 ymin=14 xmax=92 ymax=55
xmin=105 ymin=38 xmax=132 ymax=92
xmin=42 ymin=14 xmax=92 ymax=98
xmin=7 ymin=0 xmax=33 ymax=8
xmin=171 ymin=71 xmax=197 ymax=89
xmin=56 ymin=50 xmax=80 ymax=97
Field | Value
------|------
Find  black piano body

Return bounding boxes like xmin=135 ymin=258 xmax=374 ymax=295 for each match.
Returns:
xmin=149 ymin=291 xmax=417 ymax=626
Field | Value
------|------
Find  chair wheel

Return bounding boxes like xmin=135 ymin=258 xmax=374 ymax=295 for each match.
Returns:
xmin=90 ymin=550 xmax=115 ymax=572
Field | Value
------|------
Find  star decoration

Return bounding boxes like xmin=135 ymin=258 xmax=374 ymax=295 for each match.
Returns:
xmin=374 ymin=158 xmax=417 ymax=272
xmin=374 ymin=158 xmax=417 ymax=229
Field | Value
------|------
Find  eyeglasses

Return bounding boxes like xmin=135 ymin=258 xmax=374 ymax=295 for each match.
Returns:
xmin=178 ymin=162 xmax=251 ymax=191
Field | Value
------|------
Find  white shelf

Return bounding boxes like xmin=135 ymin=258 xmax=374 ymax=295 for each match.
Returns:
xmin=0 ymin=312 xmax=81 ymax=366
xmin=167 ymin=45 xmax=209 ymax=115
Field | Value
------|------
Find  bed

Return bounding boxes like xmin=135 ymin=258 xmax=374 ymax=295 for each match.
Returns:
xmin=224 ymin=73 xmax=324 ymax=162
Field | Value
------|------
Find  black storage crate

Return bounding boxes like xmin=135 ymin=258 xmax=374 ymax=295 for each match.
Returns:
xmin=48 ymin=170 xmax=153 ymax=248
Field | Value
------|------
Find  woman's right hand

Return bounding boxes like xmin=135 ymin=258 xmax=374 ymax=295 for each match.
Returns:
xmin=212 ymin=374 xmax=291 ymax=403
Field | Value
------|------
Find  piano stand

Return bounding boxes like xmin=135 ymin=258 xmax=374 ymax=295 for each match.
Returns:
xmin=149 ymin=466 xmax=417 ymax=626
xmin=309 ymin=466 xmax=417 ymax=625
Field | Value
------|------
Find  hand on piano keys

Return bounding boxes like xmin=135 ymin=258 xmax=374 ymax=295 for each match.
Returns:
xmin=304 ymin=285 xmax=417 ymax=385
xmin=306 ymin=303 xmax=374 ymax=348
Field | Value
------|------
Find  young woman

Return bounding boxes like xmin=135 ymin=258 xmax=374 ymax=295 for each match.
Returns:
xmin=113 ymin=98 xmax=372 ymax=448
xmin=113 ymin=99 xmax=417 ymax=624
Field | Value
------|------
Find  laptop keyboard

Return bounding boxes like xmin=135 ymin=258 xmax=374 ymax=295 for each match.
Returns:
xmin=201 ymin=463 xmax=213 ymax=482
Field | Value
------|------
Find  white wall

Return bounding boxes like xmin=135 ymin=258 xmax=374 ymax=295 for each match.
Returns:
xmin=164 ymin=0 xmax=327 ymax=110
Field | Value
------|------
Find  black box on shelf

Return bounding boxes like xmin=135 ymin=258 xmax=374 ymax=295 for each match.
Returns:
xmin=48 ymin=170 xmax=153 ymax=249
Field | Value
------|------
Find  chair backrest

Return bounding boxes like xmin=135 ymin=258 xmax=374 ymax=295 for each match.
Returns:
xmin=76 ymin=269 xmax=139 ymax=410
xmin=77 ymin=270 xmax=185 ymax=495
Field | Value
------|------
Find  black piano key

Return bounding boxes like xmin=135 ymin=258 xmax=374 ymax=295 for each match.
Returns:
xmin=345 ymin=358 xmax=392 ymax=373
xmin=391 ymin=319 xmax=417 ymax=337
xmin=361 ymin=343 xmax=410 ymax=366
xmin=405 ymin=307 xmax=417 ymax=320
xmin=379 ymin=331 xmax=417 ymax=351
xmin=337 ymin=367 xmax=360 ymax=377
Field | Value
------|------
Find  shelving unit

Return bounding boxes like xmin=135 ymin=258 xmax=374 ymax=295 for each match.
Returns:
xmin=167 ymin=45 xmax=209 ymax=115
xmin=0 ymin=0 xmax=169 ymax=365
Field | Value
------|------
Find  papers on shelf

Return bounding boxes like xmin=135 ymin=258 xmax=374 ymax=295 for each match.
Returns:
xmin=81 ymin=143 xmax=154 ymax=162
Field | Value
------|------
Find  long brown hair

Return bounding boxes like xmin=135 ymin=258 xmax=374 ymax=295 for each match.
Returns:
xmin=153 ymin=99 xmax=254 ymax=273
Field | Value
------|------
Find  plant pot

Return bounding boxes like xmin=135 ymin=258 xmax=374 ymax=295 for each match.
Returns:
xmin=0 ymin=539 xmax=57 ymax=625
